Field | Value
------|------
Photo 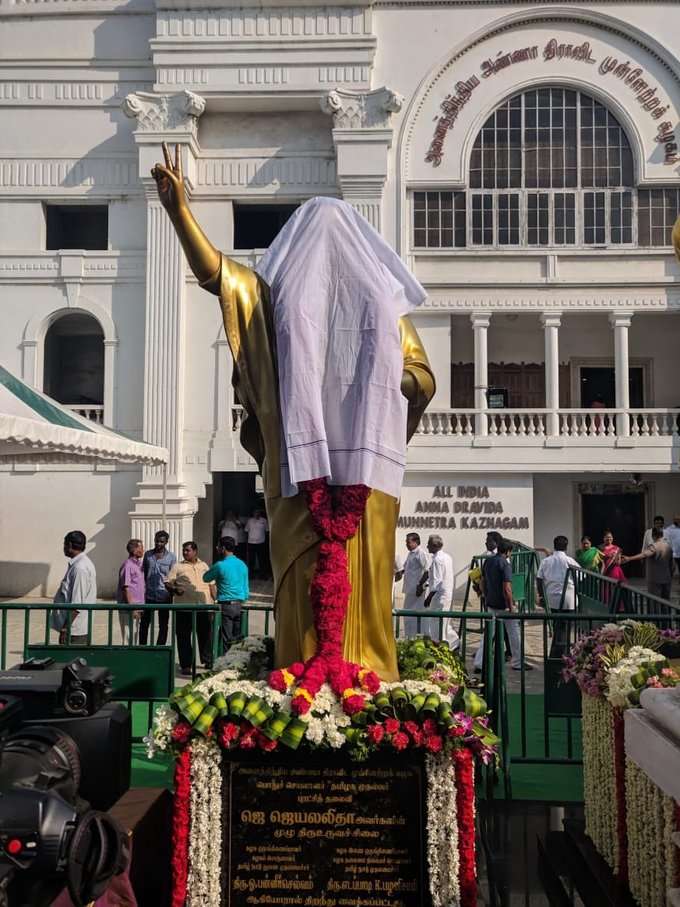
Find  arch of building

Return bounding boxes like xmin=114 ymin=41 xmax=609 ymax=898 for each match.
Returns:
xmin=21 ymin=300 xmax=118 ymax=427
xmin=397 ymin=7 xmax=680 ymax=253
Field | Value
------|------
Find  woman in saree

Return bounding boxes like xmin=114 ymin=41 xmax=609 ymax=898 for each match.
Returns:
xmin=600 ymin=530 xmax=626 ymax=582
xmin=575 ymin=535 xmax=602 ymax=572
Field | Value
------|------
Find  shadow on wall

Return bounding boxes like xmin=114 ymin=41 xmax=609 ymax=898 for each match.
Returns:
xmin=0 ymin=562 xmax=51 ymax=599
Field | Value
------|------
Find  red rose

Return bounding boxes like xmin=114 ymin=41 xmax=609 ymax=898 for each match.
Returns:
xmin=404 ymin=721 xmax=420 ymax=736
xmin=392 ymin=731 xmax=409 ymax=751
xmin=422 ymin=718 xmax=438 ymax=736
xmin=239 ymin=733 xmax=256 ymax=750
xmin=342 ymin=694 xmax=365 ymax=716
xmin=384 ymin=718 xmax=400 ymax=735
xmin=366 ymin=724 xmax=385 ymax=745
xmin=268 ymin=670 xmax=289 ymax=693
xmin=409 ymin=729 xmax=424 ymax=747
xmin=448 ymin=725 xmax=466 ymax=738
xmin=255 ymin=731 xmax=278 ymax=752
xmin=171 ymin=721 xmax=192 ymax=745
xmin=218 ymin=722 xmax=240 ymax=747
xmin=425 ymin=734 xmax=443 ymax=753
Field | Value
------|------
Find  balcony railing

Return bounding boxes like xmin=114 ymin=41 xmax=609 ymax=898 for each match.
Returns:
xmin=64 ymin=404 xmax=104 ymax=425
xmin=416 ymin=408 xmax=680 ymax=440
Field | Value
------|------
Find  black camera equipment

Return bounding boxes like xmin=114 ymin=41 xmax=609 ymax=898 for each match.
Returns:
xmin=0 ymin=657 xmax=133 ymax=907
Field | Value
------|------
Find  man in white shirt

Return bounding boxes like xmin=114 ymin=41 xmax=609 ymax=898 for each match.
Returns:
xmin=246 ymin=508 xmax=269 ymax=579
xmin=52 ymin=530 xmax=97 ymax=644
xmin=536 ymin=536 xmax=580 ymax=612
xmin=642 ymin=515 xmax=666 ymax=551
xmin=397 ymin=533 xmax=430 ymax=637
xmin=423 ymin=535 xmax=458 ymax=646
xmin=537 ymin=535 xmax=579 ymax=653
xmin=664 ymin=515 xmax=680 ymax=577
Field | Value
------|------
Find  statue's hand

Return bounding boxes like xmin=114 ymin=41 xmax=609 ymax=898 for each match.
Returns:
xmin=151 ymin=142 xmax=187 ymax=217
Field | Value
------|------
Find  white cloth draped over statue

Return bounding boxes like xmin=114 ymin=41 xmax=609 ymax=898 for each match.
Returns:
xmin=255 ymin=197 xmax=428 ymax=500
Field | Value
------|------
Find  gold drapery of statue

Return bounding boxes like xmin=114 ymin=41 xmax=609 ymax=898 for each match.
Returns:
xmin=201 ymin=255 xmax=435 ymax=682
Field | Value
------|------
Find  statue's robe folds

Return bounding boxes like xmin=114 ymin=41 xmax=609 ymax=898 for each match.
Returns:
xmin=203 ymin=255 xmax=435 ymax=682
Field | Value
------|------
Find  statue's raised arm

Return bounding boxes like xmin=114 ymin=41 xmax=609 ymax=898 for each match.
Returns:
xmin=152 ymin=142 xmax=221 ymax=286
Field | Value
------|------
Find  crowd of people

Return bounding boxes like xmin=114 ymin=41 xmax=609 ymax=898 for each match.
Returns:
xmin=52 ymin=511 xmax=678 ymax=677
xmin=53 ymin=526 xmax=251 ymax=676
xmin=537 ymin=515 xmax=680 ymax=603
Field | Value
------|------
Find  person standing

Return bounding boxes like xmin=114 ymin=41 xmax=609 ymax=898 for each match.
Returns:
xmin=536 ymin=536 xmax=580 ymax=652
xmin=398 ymin=533 xmax=430 ymax=637
xmin=575 ymin=536 xmax=602 ymax=572
xmin=623 ymin=528 xmax=674 ymax=600
xmin=664 ymin=516 xmax=680 ymax=578
xmin=536 ymin=536 xmax=580 ymax=612
xmin=473 ymin=540 xmax=530 ymax=673
xmin=245 ymin=508 xmax=268 ymax=579
xmin=116 ymin=539 xmax=144 ymax=644
xmin=421 ymin=534 xmax=455 ymax=644
xmin=165 ymin=542 xmax=216 ymax=676
xmin=52 ymin=530 xmax=96 ymax=645
xmin=140 ymin=530 xmax=177 ymax=646
xmin=642 ymin=515 xmax=666 ymax=551
xmin=203 ymin=537 xmax=249 ymax=653
xmin=218 ymin=510 xmax=242 ymax=544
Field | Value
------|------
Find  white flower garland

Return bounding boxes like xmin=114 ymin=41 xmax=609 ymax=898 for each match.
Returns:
xmin=582 ymin=695 xmax=617 ymax=871
xmin=425 ymin=754 xmax=460 ymax=907
xmin=187 ymin=738 xmax=222 ymax=907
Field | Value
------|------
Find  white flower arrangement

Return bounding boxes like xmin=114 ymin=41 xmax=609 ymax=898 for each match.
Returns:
xmin=144 ymin=703 xmax=178 ymax=758
xmin=605 ymin=647 xmax=665 ymax=709
xmin=425 ymin=754 xmax=460 ymax=907
xmin=187 ymin=738 xmax=222 ymax=907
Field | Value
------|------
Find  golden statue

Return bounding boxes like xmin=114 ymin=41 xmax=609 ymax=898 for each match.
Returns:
xmin=152 ymin=144 xmax=434 ymax=684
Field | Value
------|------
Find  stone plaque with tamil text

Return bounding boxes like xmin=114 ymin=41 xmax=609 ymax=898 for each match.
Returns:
xmin=222 ymin=753 xmax=429 ymax=907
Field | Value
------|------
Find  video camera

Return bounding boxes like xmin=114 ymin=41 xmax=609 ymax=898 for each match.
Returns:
xmin=0 ymin=657 xmax=132 ymax=907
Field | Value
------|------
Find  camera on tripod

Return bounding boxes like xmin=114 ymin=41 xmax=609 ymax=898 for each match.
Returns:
xmin=0 ymin=657 xmax=132 ymax=907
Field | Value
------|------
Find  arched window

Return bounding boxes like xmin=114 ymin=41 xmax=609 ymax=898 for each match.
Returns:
xmin=43 ymin=313 xmax=104 ymax=423
xmin=413 ymin=87 xmax=680 ymax=249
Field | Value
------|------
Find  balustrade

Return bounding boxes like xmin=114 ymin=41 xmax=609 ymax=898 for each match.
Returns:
xmin=415 ymin=408 xmax=680 ymax=441
xmin=64 ymin=404 xmax=105 ymax=425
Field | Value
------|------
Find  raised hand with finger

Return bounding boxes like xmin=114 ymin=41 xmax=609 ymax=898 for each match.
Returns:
xmin=151 ymin=142 xmax=187 ymax=218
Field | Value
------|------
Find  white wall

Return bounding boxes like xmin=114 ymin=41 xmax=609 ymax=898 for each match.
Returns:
xmin=398 ymin=472 xmax=533 ymax=599
xmin=0 ymin=467 xmax=141 ymax=598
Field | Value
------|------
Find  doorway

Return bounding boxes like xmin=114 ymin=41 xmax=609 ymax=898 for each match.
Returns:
xmin=579 ymin=367 xmax=644 ymax=408
xmin=213 ymin=472 xmax=261 ymax=543
xmin=581 ymin=491 xmax=646 ymax=578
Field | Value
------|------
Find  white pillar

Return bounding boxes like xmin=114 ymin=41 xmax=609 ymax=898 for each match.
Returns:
xmin=541 ymin=313 xmax=561 ymax=438
xmin=471 ymin=313 xmax=491 ymax=438
xmin=322 ymin=87 xmax=403 ymax=233
xmin=610 ymin=312 xmax=632 ymax=438
xmin=123 ymin=90 xmax=206 ymax=550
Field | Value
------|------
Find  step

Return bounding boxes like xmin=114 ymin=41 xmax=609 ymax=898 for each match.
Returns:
xmin=562 ymin=819 xmax=637 ymax=907
xmin=537 ymin=832 xmax=573 ymax=907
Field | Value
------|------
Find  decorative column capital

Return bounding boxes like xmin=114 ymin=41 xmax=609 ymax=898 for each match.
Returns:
xmin=540 ymin=312 xmax=562 ymax=328
xmin=123 ymin=90 xmax=206 ymax=137
xmin=609 ymin=312 xmax=633 ymax=328
xmin=320 ymin=86 xmax=403 ymax=130
xmin=470 ymin=312 xmax=491 ymax=329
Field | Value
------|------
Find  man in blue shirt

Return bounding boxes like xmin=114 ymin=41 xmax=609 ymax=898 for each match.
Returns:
xmin=140 ymin=530 xmax=177 ymax=646
xmin=203 ymin=536 xmax=249 ymax=653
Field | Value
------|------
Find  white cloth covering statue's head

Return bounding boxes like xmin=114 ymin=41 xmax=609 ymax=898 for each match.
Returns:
xmin=255 ymin=196 xmax=427 ymax=500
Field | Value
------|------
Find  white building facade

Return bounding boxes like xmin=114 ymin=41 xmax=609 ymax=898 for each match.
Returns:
xmin=2 ymin=0 xmax=680 ymax=596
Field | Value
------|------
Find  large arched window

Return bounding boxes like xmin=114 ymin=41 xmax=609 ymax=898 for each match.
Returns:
xmin=43 ymin=313 xmax=104 ymax=423
xmin=413 ymin=87 xmax=680 ymax=249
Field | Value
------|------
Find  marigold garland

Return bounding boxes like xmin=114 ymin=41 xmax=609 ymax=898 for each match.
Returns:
xmin=171 ymin=747 xmax=191 ymax=907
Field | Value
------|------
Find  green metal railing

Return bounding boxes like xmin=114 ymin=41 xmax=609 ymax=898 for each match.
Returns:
xmin=461 ymin=540 xmax=540 ymax=619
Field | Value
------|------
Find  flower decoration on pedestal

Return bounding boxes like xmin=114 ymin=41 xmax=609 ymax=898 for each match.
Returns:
xmin=148 ymin=634 xmax=499 ymax=907
xmin=563 ymin=620 xmax=680 ymax=883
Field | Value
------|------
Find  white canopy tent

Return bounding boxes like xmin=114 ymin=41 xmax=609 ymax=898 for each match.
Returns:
xmin=0 ymin=363 xmax=168 ymax=513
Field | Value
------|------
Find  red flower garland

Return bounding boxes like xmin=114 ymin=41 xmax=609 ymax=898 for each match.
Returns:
xmin=171 ymin=747 xmax=191 ymax=907
xmin=454 ymin=748 xmax=477 ymax=907
xmin=613 ymin=709 xmax=628 ymax=883
xmin=268 ymin=478 xmax=380 ymax=714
